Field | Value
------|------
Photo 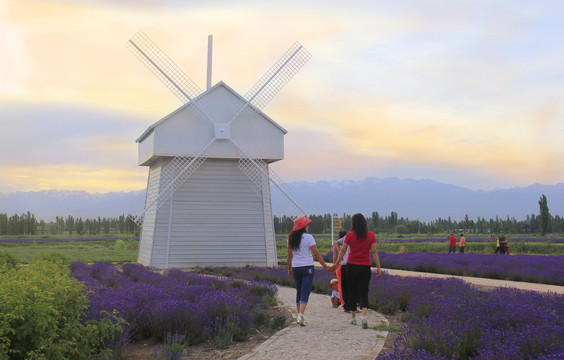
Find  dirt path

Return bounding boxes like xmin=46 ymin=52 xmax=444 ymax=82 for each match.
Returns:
xmin=382 ymin=268 xmax=564 ymax=294
xmin=238 ymin=286 xmax=389 ymax=360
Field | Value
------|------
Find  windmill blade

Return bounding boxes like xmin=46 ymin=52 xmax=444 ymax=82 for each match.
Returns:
xmin=244 ymin=41 xmax=311 ymax=111
xmin=126 ymin=30 xmax=204 ymax=105
xmin=234 ymin=140 xmax=311 ymax=217
xmin=227 ymin=42 xmax=312 ymax=217
xmin=226 ymin=42 xmax=311 ymax=126
xmin=239 ymin=156 xmax=311 ymax=218
xmin=126 ymin=31 xmax=223 ymax=226
xmin=129 ymin=138 xmax=215 ymax=226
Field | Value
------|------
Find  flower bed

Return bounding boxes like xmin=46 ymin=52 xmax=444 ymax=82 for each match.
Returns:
xmin=0 ymin=236 xmax=137 ymax=243
xmin=377 ymin=237 xmax=564 ymax=243
xmin=70 ymin=262 xmax=280 ymax=350
xmin=380 ymin=252 xmax=564 ymax=286
xmin=322 ymin=250 xmax=564 ymax=286
xmin=275 ymin=235 xmax=564 ymax=243
xmin=200 ymin=266 xmax=564 ymax=359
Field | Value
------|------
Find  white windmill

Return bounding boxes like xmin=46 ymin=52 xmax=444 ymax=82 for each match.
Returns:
xmin=126 ymin=31 xmax=311 ymax=269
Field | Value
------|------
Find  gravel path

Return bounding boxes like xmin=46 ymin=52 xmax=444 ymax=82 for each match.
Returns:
xmin=237 ymin=265 xmax=563 ymax=360
xmin=383 ymin=268 xmax=564 ymax=294
xmin=238 ymin=286 xmax=389 ymax=360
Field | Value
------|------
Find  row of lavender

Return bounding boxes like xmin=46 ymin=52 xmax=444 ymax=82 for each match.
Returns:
xmin=0 ymin=236 xmax=135 ymax=243
xmin=206 ymin=266 xmax=564 ymax=359
xmin=275 ymin=235 xmax=564 ymax=243
xmin=3 ymin=235 xmax=562 ymax=243
xmin=70 ymin=262 xmax=278 ymax=349
xmin=378 ymin=237 xmax=564 ymax=243
xmin=321 ymin=251 xmax=564 ymax=286
xmin=378 ymin=252 xmax=564 ymax=285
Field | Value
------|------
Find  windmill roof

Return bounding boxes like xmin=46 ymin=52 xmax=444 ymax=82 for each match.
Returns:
xmin=136 ymin=81 xmax=288 ymax=143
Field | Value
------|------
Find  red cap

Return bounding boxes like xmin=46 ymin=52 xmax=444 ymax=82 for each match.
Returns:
xmin=293 ymin=216 xmax=312 ymax=231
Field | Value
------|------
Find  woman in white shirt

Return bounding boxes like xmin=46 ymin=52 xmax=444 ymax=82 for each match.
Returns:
xmin=287 ymin=216 xmax=331 ymax=326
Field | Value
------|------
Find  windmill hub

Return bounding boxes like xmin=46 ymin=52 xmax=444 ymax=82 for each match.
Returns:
xmin=214 ymin=123 xmax=230 ymax=140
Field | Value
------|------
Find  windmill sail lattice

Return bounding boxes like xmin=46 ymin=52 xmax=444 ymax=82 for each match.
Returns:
xmin=126 ymin=31 xmax=205 ymax=105
xmin=126 ymin=31 xmax=311 ymax=228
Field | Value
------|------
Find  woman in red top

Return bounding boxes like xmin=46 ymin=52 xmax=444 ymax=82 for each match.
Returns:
xmin=332 ymin=213 xmax=381 ymax=329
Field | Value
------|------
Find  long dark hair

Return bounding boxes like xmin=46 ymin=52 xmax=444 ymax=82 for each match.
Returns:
xmin=351 ymin=213 xmax=368 ymax=241
xmin=288 ymin=227 xmax=307 ymax=250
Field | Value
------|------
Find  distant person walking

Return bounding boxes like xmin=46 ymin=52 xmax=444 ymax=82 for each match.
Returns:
xmin=499 ymin=234 xmax=508 ymax=255
xmin=494 ymin=235 xmax=501 ymax=253
xmin=332 ymin=213 xmax=381 ymax=329
xmin=448 ymin=233 xmax=457 ymax=253
xmin=287 ymin=216 xmax=332 ymax=326
xmin=505 ymin=237 xmax=510 ymax=255
xmin=459 ymin=234 xmax=466 ymax=253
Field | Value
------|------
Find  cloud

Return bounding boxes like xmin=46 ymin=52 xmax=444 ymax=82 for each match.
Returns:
xmin=0 ymin=101 xmax=148 ymax=192
xmin=1 ymin=0 xmax=564 ymax=193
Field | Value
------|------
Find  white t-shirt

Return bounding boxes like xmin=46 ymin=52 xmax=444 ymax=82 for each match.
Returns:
xmin=289 ymin=233 xmax=316 ymax=267
xmin=337 ymin=236 xmax=350 ymax=265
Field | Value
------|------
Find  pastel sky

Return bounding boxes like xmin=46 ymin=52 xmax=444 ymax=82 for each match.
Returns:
xmin=1 ymin=0 xmax=563 ymax=194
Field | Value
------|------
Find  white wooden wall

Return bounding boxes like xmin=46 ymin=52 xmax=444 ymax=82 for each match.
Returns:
xmin=138 ymin=157 xmax=277 ymax=268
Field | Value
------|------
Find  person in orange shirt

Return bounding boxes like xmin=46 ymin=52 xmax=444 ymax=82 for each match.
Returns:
xmin=459 ymin=234 xmax=466 ymax=253
xmin=332 ymin=230 xmax=348 ymax=310
xmin=448 ymin=233 xmax=457 ymax=253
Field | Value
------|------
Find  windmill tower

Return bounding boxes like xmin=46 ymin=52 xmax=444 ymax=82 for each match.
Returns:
xmin=126 ymin=31 xmax=310 ymax=269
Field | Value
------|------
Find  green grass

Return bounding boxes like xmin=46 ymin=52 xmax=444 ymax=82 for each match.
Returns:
xmin=275 ymin=234 xmax=564 ymax=259
xmin=3 ymin=233 xmax=562 ymax=266
xmin=374 ymin=242 xmax=564 ymax=255
xmin=0 ymin=238 xmax=139 ymax=264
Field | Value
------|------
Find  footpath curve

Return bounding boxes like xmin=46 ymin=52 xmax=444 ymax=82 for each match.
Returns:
xmin=238 ymin=264 xmax=563 ymax=360
xmin=238 ymin=286 xmax=389 ymax=360
xmin=382 ymin=268 xmax=564 ymax=294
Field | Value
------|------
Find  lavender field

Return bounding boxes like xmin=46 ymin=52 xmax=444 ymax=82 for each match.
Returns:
xmin=69 ymin=262 xmax=283 ymax=355
xmin=203 ymin=266 xmax=564 ymax=360
xmin=276 ymin=234 xmax=564 ymax=257
xmin=377 ymin=252 xmax=564 ymax=285
xmin=321 ymin=250 xmax=564 ymax=286
xmin=0 ymin=236 xmax=135 ymax=243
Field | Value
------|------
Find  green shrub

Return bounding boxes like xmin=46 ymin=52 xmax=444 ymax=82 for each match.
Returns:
xmin=153 ymin=333 xmax=188 ymax=360
xmin=252 ymin=311 xmax=269 ymax=326
xmin=31 ymin=251 xmax=69 ymax=265
xmin=0 ymin=259 xmax=126 ymax=360
xmin=269 ymin=313 xmax=287 ymax=329
xmin=0 ymin=250 xmax=17 ymax=272
xmin=231 ymin=279 xmax=244 ymax=288
xmin=260 ymin=294 xmax=278 ymax=307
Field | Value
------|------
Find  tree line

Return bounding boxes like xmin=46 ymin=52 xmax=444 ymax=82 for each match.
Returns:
xmin=1 ymin=195 xmax=559 ymax=236
xmin=0 ymin=213 xmax=138 ymax=236
xmin=274 ymin=212 xmax=564 ymax=235
xmin=275 ymin=195 xmax=561 ymax=235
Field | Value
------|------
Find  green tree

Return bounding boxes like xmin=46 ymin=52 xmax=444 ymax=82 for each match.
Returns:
xmin=76 ymin=218 xmax=84 ymax=235
xmin=538 ymin=194 xmax=551 ymax=236
xmin=66 ymin=215 xmax=75 ymax=235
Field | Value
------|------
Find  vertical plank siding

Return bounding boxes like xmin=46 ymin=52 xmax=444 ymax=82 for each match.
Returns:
xmin=138 ymin=162 xmax=162 ymax=265
xmin=137 ymin=157 xmax=277 ymax=268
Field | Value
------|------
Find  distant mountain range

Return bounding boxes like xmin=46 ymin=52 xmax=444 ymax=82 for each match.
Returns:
xmin=1 ymin=177 xmax=562 ymax=222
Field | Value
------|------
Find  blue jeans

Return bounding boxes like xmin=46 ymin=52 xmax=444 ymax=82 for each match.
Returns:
xmin=293 ymin=265 xmax=314 ymax=305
